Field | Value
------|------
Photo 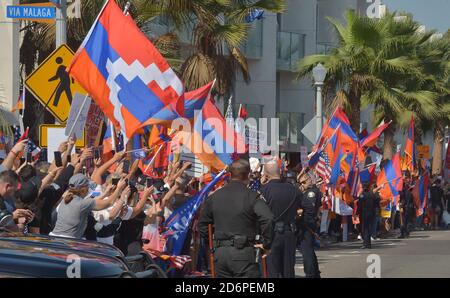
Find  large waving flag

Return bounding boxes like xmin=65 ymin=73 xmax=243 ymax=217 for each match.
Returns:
xmin=174 ymin=99 xmax=246 ymax=172
xmin=150 ymin=81 xmax=214 ymax=124
xmin=376 ymin=152 xmax=404 ymax=204
xmin=162 ymin=170 xmax=226 ymax=256
xmin=360 ymin=120 xmax=391 ymax=149
xmin=319 ymin=107 xmax=358 ymax=154
xmin=68 ymin=0 xmax=184 ymax=143
xmin=412 ymin=173 xmax=429 ymax=217
xmin=404 ymin=116 xmax=415 ymax=172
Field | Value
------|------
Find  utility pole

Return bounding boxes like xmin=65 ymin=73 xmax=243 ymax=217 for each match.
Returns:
xmin=55 ymin=0 xmax=67 ymax=47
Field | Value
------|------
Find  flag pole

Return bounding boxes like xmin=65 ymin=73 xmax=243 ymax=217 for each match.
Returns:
xmin=144 ymin=144 xmax=165 ymax=173
xmin=67 ymin=94 xmax=90 ymax=141
xmin=208 ymin=224 xmax=216 ymax=278
xmin=123 ymin=1 xmax=131 ymax=15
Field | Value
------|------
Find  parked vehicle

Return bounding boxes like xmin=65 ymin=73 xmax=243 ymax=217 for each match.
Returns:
xmin=0 ymin=229 xmax=167 ymax=278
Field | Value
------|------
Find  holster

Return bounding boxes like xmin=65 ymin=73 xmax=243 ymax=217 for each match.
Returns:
xmin=233 ymin=235 xmax=248 ymax=249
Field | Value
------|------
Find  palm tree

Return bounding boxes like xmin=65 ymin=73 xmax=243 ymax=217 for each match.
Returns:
xmin=297 ymin=10 xmax=440 ymax=160
xmin=143 ymin=0 xmax=286 ymax=94
xmin=20 ymin=0 xmax=286 ymax=138
xmin=413 ymin=32 xmax=450 ymax=175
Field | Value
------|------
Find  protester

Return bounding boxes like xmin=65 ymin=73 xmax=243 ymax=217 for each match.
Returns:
xmin=50 ymin=174 xmax=121 ymax=239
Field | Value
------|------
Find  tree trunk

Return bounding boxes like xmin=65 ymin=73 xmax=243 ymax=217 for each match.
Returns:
xmin=383 ymin=125 xmax=395 ymax=160
xmin=432 ymin=122 xmax=444 ymax=176
xmin=348 ymin=90 xmax=361 ymax=135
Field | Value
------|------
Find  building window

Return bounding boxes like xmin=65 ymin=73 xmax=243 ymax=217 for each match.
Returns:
xmin=277 ymin=112 xmax=305 ymax=148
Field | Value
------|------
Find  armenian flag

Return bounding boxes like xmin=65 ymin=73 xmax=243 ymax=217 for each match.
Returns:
xmin=376 ymin=152 xmax=404 ymax=204
xmin=404 ymin=116 xmax=415 ymax=172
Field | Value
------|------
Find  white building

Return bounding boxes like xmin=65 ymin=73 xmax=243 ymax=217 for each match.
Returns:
xmin=0 ymin=0 xmax=20 ymax=112
xmin=235 ymin=0 xmax=384 ymax=161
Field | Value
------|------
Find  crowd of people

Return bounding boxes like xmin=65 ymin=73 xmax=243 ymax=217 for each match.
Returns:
xmin=0 ymin=137 xmax=449 ymax=278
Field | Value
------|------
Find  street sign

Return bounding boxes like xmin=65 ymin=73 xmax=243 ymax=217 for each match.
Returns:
xmin=417 ymin=145 xmax=430 ymax=159
xmin=6 ymin=3 xmax=56 ymax=24
xmin=25 ymin=44 xmax=87 ymax=123
xmin=39 ymin=124 xmax=86 ymax=148
xmin=301 ymin=117 xmax=326 ymax=145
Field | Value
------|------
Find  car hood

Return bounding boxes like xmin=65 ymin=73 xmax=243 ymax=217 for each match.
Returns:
xmin=0 ymin=231 xmax=124 ymax=259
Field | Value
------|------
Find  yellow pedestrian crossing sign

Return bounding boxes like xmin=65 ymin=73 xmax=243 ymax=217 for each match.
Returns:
xmin=25 ymin=44 xmax=87 ymax=124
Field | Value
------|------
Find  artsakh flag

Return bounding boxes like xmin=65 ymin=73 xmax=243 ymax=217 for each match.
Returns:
xmin=376 ymin=152 xmax=404 ymax=204
xmin=174 ymin=99 xmax=246 ymax=172
xmin=405 ymin=116 xmax=415 ymax=172
xmin=67 ymin=0 xmax=184 ymax=143
xmin=412 ymin=173 xmax=429 ymax=217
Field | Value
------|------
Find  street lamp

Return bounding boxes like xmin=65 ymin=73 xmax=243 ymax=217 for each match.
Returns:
xmin=312 ymin=63 xmax=327 ymax=141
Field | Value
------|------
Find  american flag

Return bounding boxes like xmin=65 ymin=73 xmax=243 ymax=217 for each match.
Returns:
xmin=169 ymin=255 xmax=192 ymax=270
xmin=315 ymin=151 xmax=331 ymax=183
xmin=349 ymin=167 xmax=362 ymax=197
xmin=26 ymin=140 xmax=41 ymax=158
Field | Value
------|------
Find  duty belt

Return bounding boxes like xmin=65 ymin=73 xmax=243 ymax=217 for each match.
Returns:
xmin=214 ymin=237 xmax=255 ymax=248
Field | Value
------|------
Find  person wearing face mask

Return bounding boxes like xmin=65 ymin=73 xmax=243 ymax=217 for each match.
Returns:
xmin=297 ymin=170 xmax=322 ymax=278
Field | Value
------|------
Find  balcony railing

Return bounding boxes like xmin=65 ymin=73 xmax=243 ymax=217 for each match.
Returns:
xmin=240 ymin=19 xmax=263 ymax=59
xmin=276 ymin=31 xmax=305 ymax=72
xmin=316 ymin=42 xmax=337 ymax=55
xmin=142 ymin=16 xmax=195 ymax=45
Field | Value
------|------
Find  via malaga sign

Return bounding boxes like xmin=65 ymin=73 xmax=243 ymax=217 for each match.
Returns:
xmin=6 ymin=3 xmax=56 ymax=23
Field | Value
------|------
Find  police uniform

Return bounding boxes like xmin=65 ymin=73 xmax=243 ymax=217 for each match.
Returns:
xmin=261 ymin=179 xmax=302 ymax=278
xmin=358 ymin=190 xmax=380 ymax=248
xmin=199 ymin=180 xmax=274 ymax=278
xmin=399 ymin=188 xmax=413 ymax=238
xmin=298 ymin=186 xmax=322 ymax=278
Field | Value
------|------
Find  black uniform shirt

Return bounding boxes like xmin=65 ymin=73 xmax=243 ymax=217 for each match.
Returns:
xmin=300 ymin=187 xmax=322 ymax=228
xmin=430 ymin=185 xmax=443 ymax=208
xmin=400 ymin=189 xmax=414 ymax=209
xmin=199 ymin=180 xmax=274 ymax=249
xmin=359 ymin=191 xmax=380 ymax=219
xmin=260 ymin=179 xmax=302 ymax=225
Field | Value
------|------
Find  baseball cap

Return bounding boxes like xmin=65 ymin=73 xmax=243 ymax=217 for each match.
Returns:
xmin=68 ymin=174 xmax=90 ymax=188
xmin=0 ymin=164 xmax=6 ymax=174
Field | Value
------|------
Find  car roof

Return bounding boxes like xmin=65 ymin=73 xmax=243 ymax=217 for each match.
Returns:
xmin=0 ymin=230 xmax=124 ymax=259
xmin=0 ymin=231 xmax=130 ymax=278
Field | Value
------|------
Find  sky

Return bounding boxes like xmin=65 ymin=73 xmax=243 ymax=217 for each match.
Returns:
xmin=383 ymin=0 xmax=450 ymax=33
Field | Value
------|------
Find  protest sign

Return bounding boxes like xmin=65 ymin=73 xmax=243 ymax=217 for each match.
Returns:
xmin=65 ymin=92 xmax=91 ymax=140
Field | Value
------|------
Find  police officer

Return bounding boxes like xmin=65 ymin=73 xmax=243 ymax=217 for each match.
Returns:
xmin=399 ymin=179 xmax=414 ymax=238
xmin=358 ymin=183 xmax=381 ymax=249
xmin=297 ymin=172 xmax=321 ymax=278
xmin=199 ymin=159 xmax=274 ymax=278
xmin=260 ymin=161 xmax=302 ymax=278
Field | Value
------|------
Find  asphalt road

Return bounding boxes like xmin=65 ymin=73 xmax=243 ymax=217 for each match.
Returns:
xmin=295 ymin=230 xmax=450 ymax=278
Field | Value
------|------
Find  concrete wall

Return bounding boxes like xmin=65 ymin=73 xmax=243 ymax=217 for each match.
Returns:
xmin=0 ymin=0 xmax=20 ymax=111
xmin=235 ymin=12 xmax=277 ymax=119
